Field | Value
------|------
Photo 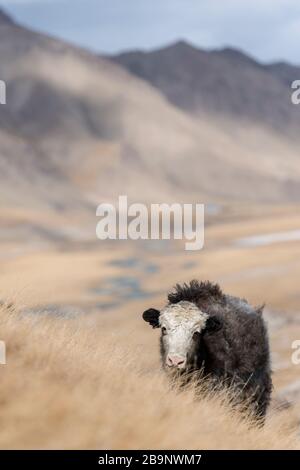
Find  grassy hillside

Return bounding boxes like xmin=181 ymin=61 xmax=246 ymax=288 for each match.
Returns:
xmin=0 ymin=302 xmax=298 ymax=450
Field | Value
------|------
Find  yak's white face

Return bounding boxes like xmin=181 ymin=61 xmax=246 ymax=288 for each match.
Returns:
xmin=159 ymin=301 xmax=208 ymax=370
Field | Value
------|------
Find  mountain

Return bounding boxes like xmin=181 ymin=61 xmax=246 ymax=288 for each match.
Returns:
xmin=111 ymin=41 xmax=300 ymax=136
xmin=0 ymin=8 xmax=13 ymax=25
xmin=0 ymin=12 xmax=210 ymax=209
xmin=1 ymin=9 xmax=300 ymax=222
xmin=265 ymin=61 xmax=300 ymax=87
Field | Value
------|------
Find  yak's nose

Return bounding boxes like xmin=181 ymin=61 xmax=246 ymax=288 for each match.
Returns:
xmin=166 ymin=355 xmax=186 ymax=369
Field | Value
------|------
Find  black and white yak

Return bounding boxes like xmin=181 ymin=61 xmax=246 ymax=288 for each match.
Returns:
xmin=143 ymin=280 xmax=272 ymax=421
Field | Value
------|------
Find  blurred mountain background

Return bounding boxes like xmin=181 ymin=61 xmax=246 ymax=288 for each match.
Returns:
xmin=1 ymin=6 xmax=300 ymax=215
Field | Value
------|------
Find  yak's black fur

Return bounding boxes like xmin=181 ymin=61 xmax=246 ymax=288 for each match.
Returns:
xmin=168 ymin=280 xmax=226 ymax=307
xmin=163 ymin=281 xmax=272 ymax=420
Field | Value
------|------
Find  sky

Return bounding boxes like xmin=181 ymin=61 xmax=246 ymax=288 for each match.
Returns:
xmin=1 ymin=0 xmax=300 ymax=64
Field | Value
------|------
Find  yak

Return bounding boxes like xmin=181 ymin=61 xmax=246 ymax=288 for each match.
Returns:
xmin=142 ymin=280 xmax=272 ymax=420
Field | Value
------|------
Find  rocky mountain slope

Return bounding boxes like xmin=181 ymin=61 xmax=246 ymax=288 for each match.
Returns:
xmin=112 ymin=40 xmax=300 ymax=136
xmin=0 ymin=8 xmax=300 ymax=212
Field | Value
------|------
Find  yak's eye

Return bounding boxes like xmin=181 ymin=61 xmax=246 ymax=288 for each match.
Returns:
xmin=192 ymin=331 xmax=200 ymax=341
xmin=162 ymin=327 xmax=167 ymax=336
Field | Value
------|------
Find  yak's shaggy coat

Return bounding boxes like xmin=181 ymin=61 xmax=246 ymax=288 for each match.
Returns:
xmin=143 ymin=280 xmax=272 ymax=419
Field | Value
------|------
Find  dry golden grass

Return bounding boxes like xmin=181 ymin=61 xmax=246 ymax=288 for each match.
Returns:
xmin=0 ymin=303 xmax=298 ymax=450
xmin=1 ymin=205 xmax=300 ymax=449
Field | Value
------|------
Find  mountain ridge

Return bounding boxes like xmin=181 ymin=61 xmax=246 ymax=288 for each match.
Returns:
xmin=1 ymin=8 xmax=300 ymax=214
xmin=110 ymin=40 xmax=300 ymax=135
xmin=0 ymin=8 xmax=13 ymax=25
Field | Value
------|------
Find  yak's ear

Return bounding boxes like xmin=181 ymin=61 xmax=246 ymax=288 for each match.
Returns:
xmin=142 ymin=308 xmax=160 ymax=329
xmin=204 ymin=315 xmax=222 ymax=334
